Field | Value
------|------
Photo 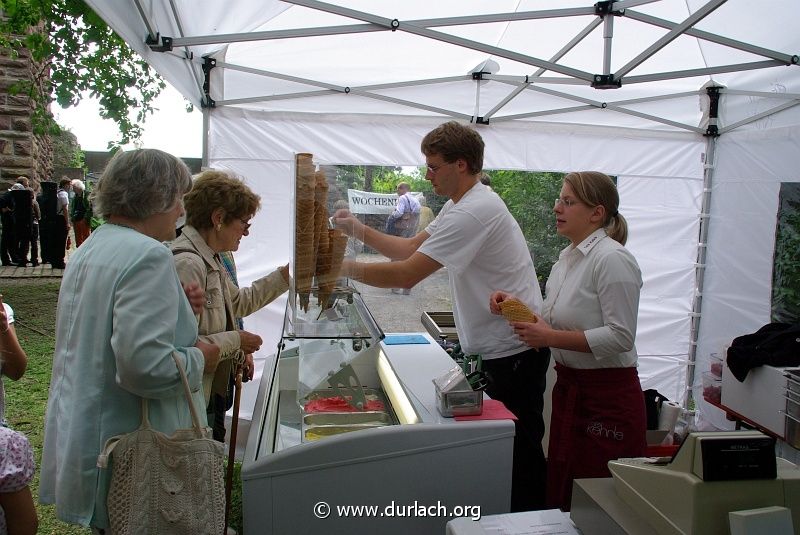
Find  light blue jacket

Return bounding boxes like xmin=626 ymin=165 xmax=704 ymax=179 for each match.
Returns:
xmin=39 ymin=224 xmax=206 ymax=528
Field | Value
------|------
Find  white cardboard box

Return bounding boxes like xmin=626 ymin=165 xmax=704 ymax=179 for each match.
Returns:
xmin=721 ymin=363 xmax=800 ymax=438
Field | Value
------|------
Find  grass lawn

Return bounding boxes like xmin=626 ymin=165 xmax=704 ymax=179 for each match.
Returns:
xmin=2 ymin=280 xmax=243 ymax=534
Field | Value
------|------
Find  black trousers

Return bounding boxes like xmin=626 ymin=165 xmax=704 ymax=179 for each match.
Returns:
xmin=483 ymin=347 xmax=550 ymax=512
xmin=50 ymin=218 xmax=68 ymax=268
xmin=30 ymin=223 xmax=39 ymax=264
xmin=207 ymin=392 xmax=228 ymax=443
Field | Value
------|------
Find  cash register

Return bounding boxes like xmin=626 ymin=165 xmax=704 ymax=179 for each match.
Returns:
xmin=606 ymin=431 xmax=800 ymax=534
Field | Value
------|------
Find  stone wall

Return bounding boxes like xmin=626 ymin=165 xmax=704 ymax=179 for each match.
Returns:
xmin=0 ymin=40 xmax=52 ymax=192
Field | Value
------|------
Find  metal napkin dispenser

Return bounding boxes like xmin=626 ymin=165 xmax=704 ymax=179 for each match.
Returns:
xmin=432 ymin=364 xmax=483 ymax=417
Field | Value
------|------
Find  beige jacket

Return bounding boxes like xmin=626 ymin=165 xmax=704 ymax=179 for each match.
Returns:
xmin=171 ymin=226 xmax=289 ymax=403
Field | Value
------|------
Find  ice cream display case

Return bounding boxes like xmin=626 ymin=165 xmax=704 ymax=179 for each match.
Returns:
xmin=241 ymin=294 xmax=516 ymax=534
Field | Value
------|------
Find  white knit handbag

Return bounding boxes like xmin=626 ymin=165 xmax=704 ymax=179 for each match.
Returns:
xmin=98 ymin=352 xmax=226 ymax=535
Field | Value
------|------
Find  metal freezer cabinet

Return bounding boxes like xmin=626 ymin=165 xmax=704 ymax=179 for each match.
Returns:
xmin=242 ymin=331 xmax=514 ymax=534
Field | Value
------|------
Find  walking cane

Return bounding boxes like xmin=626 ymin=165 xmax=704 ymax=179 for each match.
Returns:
xmin=225 ymin=363 xmax=244 ymax=534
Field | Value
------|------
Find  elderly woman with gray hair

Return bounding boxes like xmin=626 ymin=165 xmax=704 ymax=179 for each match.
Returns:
xmin=39 ymin=149 xmax=221 ymax=532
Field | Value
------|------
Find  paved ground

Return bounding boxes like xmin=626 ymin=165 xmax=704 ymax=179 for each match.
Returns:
xmin=0 ymin=263 xmax=65 ymax=282
xmin=352 ymin=253 xmax=452 ymax=335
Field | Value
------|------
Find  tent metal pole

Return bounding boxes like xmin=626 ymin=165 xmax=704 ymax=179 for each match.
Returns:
xmin=132 ymin=0 xmax=157 ymax=42
xmin=687 ymin=134 xmax=717 ymax=409
xmin=523 ymin=84 xmax=706 ymax=132
xmin=165 ymin=0 xmax=205 ymax=100
xmin=281 ymin=0 xmax=595 ymax=81
xmin=624 ymin=10 xmax=798 ymax=64
xmin=615 ymin=0 xmax=728 ymax=78
xmin=484 ymin=18 xmax=602 ymax=120
xmin=624 ymin=60 xmax=785 ymax=84
xmin=613 ymin=0 xmax=661 ymax=8
xmin=168 ymin=8 xmax=597 ymax=48
xmin=202 ymin=106 xmax=210 ymax=169
xmin=602 ymin=10 xmax=614 ymax=76
xmin=723 ymin=89 xmax=800 ymax=99
xmin=686 ymin=86 xmax=722 ymax=409
xmin=719 ymin=100 xmax=800 ymax=134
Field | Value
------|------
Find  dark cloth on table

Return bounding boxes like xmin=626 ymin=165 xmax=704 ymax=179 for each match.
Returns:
xmin=726 ymin=322 xmax=800 ymax=382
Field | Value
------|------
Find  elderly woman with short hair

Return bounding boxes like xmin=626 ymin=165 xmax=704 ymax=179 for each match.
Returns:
xmin=171 ymin=169 xmax=290 ymax=441
xmin=39 ymin=149 xmax=221 ymax=532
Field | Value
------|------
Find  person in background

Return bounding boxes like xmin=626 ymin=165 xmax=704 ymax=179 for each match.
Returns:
xmin=10 ymin=179 xmax=34 ymax=267
xmin=386 ymin=182 xmax=421 ymax=295
xmin=37 ymin=181 xmax=57 ymax=267
xmin=335 ymin=121 xmax=549 ymax=511
xmin=415 ymin=195 xmax=435 ymax=234
xmin=0 ymin=295 xmax=27 ymax=427
xmin=0 ymin=295 xmax=37 ymax=533
xmin=70 ymin=179 xmax=91 ymax=247
xmin=29 ymin=187 xmax=40 ymax=268
xmin=490 ymin=171 xmax=646 ymax=511
xmin=385 ymin=182 xmax=420 ymax=238
xmin=0 ymin=426 xmax=38 ymax=535
xmin=479 ymin=172 xmax=492 ymax=190
xmin=172 ymin=169 xmax=290 ymax=442
xmin=50 ymin=178 xmax=71 ymax=269
xmin=39 ymin=149 xmax=220 ymax=532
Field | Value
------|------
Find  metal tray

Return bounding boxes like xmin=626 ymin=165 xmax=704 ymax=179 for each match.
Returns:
xmin=304 ymin=412 xmax=392 ymax=426
xmin=301 ymin=388 xmax=398 ymax=442
xmin=421 ymin=311 xmax=458 ymax=343
xmin=304 ymin=424 xmax=386 ymax=442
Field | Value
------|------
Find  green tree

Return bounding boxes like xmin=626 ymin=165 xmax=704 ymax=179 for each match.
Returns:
xmin=772 ymin=183 xmax=800 ymax=322
xmin=0 ymin=0 xmax=166 ymax=147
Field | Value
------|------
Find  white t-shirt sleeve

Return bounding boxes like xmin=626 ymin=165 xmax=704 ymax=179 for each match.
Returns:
xmin=2 ymin=303 xmax=13 ymax=324
xmin=418 ymin=206 xmax=490 ymax=276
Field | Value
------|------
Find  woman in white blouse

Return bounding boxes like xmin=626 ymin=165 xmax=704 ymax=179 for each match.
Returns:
xmin=490 ymin=171 xmax=646 ymax=511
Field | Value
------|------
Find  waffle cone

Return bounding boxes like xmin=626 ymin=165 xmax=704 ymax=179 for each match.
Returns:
xmin=499 ymin=298 xmax=538 ymax=323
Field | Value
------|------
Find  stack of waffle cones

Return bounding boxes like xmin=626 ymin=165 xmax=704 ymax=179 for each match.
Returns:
xmin=295 ymin=153 xmax=316 ymax=311
xmin=294 ymin=157 xmax=350 ymax=312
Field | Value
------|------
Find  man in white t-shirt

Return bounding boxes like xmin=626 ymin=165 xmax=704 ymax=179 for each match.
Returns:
xmin=334 ymin=121 xmax=549 ymax=511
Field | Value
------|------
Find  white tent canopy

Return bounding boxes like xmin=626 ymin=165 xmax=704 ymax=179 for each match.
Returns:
xmin=89 ymin=0 xmax=800 ymax=426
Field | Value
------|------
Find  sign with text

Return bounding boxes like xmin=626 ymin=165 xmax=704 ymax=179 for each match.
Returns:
xmin=346 ymin=189 xmax=423 ymax=215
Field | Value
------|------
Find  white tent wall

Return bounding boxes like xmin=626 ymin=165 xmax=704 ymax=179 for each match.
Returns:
xmin=208 ymin=106 xmax=705 ymax=407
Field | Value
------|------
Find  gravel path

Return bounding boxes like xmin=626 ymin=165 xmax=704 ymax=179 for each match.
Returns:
xmin=352 ymin=253 xmax=452 ymax=335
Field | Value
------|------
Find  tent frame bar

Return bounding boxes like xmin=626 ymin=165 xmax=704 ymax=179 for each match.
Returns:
xmin=615 ymin=0 xmax=728 ymax=78
xmin=719 ymin=100 xmax=800 ymax=134
xmin=485 ymin=18 xmax=603 ymax=120
xmin=133 ymin=0 xmax=157 ymax=42
xmin=624 ymin=9 xmax=798 ymax=64
xmin=168 ymin=7 xmax=598 ymax=48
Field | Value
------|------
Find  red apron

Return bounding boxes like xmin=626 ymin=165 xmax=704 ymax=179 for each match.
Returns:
xmin=546 ymin=363 xmax=647 ymax=511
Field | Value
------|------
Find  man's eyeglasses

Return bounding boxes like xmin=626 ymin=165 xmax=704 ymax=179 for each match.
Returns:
xmin=554 ymin=197 xmax=581 ymax=208
xmin=426 ymin=161 xmax=455 ymax=174
xmin=239 ymin=218 xmax=252 ymax=232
